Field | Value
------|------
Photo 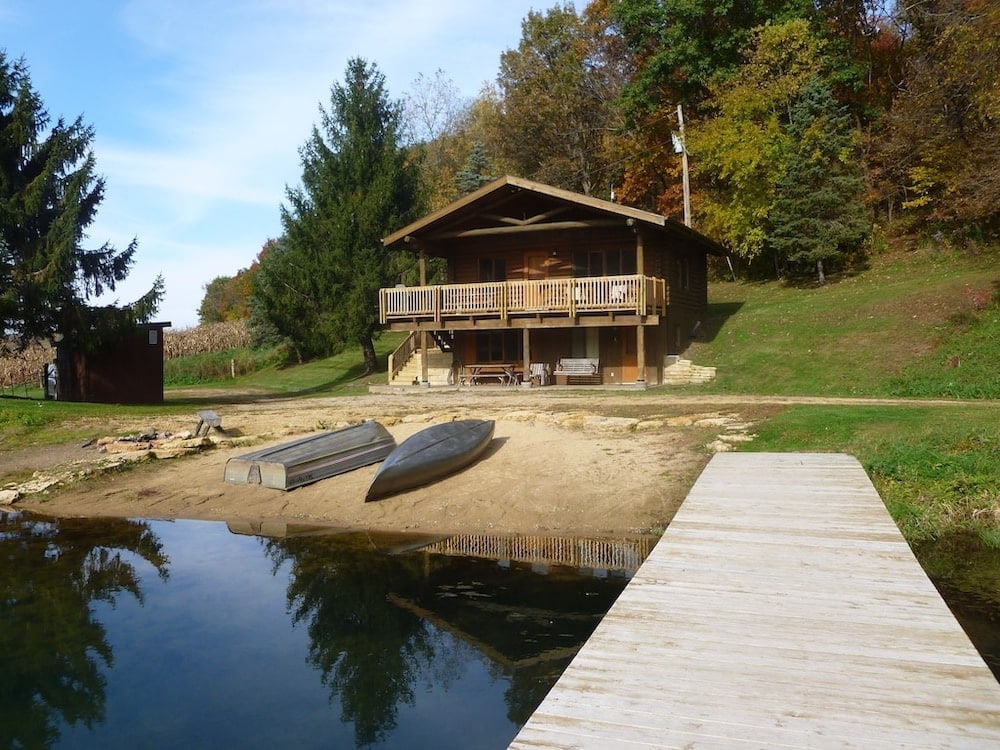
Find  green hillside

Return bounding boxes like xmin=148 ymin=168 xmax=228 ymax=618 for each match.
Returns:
xmin=689 ymin=245 xmax=1000 ymax=399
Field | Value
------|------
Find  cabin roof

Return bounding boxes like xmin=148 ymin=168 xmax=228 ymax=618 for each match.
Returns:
xmin=383 ymin=175 xmax=725 ymax=256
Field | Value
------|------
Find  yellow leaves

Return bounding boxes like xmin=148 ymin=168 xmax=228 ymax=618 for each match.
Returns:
xmin=713 ymin=19 xmax=825 ymax=120
xmin=903 ymin=166 xmax=942 ymax=210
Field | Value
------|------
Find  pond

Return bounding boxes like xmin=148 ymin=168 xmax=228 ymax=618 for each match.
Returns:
xmin=2 ymin=512 xmax=997 ymax=749
xmin=0 ymin=511 xmax=647 ymax=749
xmin=913 ymin=533 xmax=1000 ymax=682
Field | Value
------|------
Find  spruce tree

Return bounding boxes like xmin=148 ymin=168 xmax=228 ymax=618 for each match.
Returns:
xmin=454 ymin=141 xmax=495 ymax=196
xmin=768 ymin=78 xmax=870 ymax=283
xmin=256 ymin=58 xmax=422 ymax=372
xmin=0 ymin=52 xmax=162 ymax=354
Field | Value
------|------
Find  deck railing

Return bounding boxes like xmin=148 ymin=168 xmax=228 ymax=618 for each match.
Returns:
xmin=380 ymin=274 xmax=667 ymax=324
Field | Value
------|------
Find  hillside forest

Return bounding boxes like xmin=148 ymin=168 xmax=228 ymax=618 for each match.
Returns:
xmin=199 ymin=0 xmax=997 ymax=335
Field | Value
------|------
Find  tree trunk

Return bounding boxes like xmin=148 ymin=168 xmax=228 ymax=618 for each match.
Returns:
xmin=362 ymin=336 xmax=378 ymax=375
xmin=816 ymin=258 xmax=826 ymax=285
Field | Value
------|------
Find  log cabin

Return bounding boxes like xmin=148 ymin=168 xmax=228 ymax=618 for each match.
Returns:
xmin=379 ymin=176 xmax=725 ymax=387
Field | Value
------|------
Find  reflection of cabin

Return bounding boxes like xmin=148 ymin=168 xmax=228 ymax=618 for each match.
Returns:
xmin=424 ymin=534 xmax=655 ymax=576
xmin=56 ymin=322 xmax=170 ymax=404
xmin=379 ymin=176 xmax=724 ymax=387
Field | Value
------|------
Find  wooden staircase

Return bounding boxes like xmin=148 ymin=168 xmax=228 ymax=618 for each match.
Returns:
xmin=388 ymin=345 xmax=456 ymax=386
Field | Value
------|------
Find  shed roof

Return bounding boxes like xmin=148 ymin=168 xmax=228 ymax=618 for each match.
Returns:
xmin=383 ymin=175 xmax=725 ymax=256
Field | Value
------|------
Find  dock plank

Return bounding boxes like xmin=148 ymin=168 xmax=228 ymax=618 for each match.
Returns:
xmin=510 ymin=453 xmax=1000 ymax=749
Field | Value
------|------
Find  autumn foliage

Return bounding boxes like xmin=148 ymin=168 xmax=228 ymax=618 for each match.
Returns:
xmin=201 ymin=0 xmax=998 ymax=326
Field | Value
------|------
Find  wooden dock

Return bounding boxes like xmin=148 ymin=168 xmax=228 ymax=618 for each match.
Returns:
xmin=510 ymin=453 xmax=1000 ymax=748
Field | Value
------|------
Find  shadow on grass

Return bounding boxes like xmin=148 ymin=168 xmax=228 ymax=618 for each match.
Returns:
xmin=164 ymin=360 xmax=379 ymax=407
xmin=692 ymin=301 xmax=744 ymax=344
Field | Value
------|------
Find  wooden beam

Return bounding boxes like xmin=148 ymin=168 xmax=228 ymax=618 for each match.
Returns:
xmin=430 ymin=219 xmax=623 ymax=240
xmin=420 ymin=330 xmax=429 ymax=385
xmin=635 ymin=229 xmax=645 ymax=275
xmin=480 ymin=206 xmax=571 ymax=227
xmin=387 ymin=315 xmax=660 ymax=332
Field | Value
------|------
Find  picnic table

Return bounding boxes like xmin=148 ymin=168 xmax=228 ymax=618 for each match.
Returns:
xmin=460 ymin=363 xmax=521 ymax=386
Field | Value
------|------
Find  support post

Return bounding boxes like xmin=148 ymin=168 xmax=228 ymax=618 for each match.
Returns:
xmin=418 ymin=248 xmax=429 ymax=385
xmin=636 ymin=325 xmax=646 ymax=384
xmin=420 ymin=330 xmax=429 ymax=385
xmin=522 ymin=328 xmax=531 ymax=387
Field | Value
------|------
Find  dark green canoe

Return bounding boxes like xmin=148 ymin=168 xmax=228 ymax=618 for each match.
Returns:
xmin=365 ymin=419 xmax=495 ymax=502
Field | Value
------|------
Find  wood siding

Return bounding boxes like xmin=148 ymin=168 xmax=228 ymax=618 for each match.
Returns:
xmin=381 ymin=178 xmax=723 ymax=385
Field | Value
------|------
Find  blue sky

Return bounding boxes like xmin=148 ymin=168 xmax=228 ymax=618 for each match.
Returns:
xmin=5 ymin=0 xmax=541 ymax=328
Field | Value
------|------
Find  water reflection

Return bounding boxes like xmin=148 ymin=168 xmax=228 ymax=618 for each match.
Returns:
xmin=0 ymin=511 xmax=168 ymax=749
xmin=913 ymin=533 xmax=1000 ymax=680
xmin=0 ymin=511 xmax=634 ymax=749
xmin=261 ymin=531 xmax=640 ymax=745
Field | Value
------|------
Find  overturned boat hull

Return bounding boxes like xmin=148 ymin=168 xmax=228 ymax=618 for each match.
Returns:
xmin=365 ymin=419 xmax=495 ymax=501
xmin=224 ymin=420 xmax=395 ymax=491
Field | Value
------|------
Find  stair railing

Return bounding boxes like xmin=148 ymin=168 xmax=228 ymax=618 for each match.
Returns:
xmin=387 ymin=331 xmax=420 ymax=384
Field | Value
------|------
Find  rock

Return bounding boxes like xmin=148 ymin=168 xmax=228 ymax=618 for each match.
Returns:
xmin=635 ymin=419 xmax=665 ymax=431
xmin=706 ymin=439 xmax=735 ymax=453
xmin=0 ymin=489 xmax=19 ymax=505
xmin=583 ymin=416 xmax=639 ymax=432
xmin=103 ymin=440 xmax=152 ymax=454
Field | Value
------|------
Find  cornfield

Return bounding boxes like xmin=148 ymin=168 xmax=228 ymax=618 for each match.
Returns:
xmin=0 ymin=321 xmax=253 ymax=390
xmin=163 ymin=321 xmax=251 ymax=358
xmin=0 ymin=342 xmax=52 ymax=392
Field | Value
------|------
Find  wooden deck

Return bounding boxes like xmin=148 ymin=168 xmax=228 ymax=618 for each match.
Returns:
xmin=510 ymin=453 xmax=1000 ymax=749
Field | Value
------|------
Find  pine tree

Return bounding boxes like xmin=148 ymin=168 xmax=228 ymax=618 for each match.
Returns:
xmin=0 ymin=52 xmax=162 ymax=355
xmin=768 ymin=78 xmax=870 ymax=283
xmin=254 ymin=58 xmax=422 ymax=372
xmin=453 ymin=141 xmax=494 ymax=196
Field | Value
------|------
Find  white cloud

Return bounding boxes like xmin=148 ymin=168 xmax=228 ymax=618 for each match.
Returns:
xmin=23 ymin=0 xmax=540 ymax=327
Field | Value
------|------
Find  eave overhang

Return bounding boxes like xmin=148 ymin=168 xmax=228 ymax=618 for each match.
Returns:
xmin=383 ymin=175 xmax=726 ymax=256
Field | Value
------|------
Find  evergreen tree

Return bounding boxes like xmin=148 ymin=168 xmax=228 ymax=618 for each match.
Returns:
xmin=0 ymin=52 xmax=162 ymax=355
xmin=453 ymin=141 xmax=494 ymax=196
xmin=768 ymin=78 xmax=870 ymax=283
xmin=255 ymin=58 xmax=422 ymax=371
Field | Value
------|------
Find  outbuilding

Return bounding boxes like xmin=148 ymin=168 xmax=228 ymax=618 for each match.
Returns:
xmin=55 ymin=321 xmax=171 ymax=404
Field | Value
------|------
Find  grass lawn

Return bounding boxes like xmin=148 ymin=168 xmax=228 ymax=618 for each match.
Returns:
xmin=689 ymin=245 xmax=1000 ymax=398
xmin=745 ymin=404 xmax=1000 ymax=546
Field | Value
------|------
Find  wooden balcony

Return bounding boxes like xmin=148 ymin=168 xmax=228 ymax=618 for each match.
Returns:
xmin=380 ymin=274 xmax=667 ymax=329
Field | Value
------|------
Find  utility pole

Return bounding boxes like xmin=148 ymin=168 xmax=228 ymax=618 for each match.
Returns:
xmin=676 ymin=104 xmax=691 ymax=228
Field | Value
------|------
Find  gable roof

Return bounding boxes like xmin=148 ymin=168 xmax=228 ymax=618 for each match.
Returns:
xmin=383 ymin=175 xmax=725 ymax=256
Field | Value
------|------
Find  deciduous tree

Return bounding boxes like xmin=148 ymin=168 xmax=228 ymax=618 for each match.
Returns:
xmin=689 ymin=20 xmax=827 ymax=264
xmin=402 ymin=69 xmax=472 ymax=210
xmin=876 ymin=0 xmax=1000 ymax=232
xmin=486 ymin=3 xmax=626 ymax=196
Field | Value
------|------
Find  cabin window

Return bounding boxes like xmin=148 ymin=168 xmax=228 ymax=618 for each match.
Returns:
xmin=475 ymin=331 xmax=521 ymax=363
xmin=573 ymin=249 xmax=636 ymax=277
xmin=479 ymin=258 xmax=507 ymax=282
xmin=677 ymin=257 xmax=691 ymax=289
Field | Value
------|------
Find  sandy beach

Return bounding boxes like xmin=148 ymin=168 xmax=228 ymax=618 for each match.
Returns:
xmin=5 ymin=389 xmax=762 ymax=536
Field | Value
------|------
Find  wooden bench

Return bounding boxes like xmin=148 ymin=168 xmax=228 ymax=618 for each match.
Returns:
xmin=195 ymin=410 xmax=222 ymax=436
xmin=554 ymin=358 xmax=602 ymax=386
